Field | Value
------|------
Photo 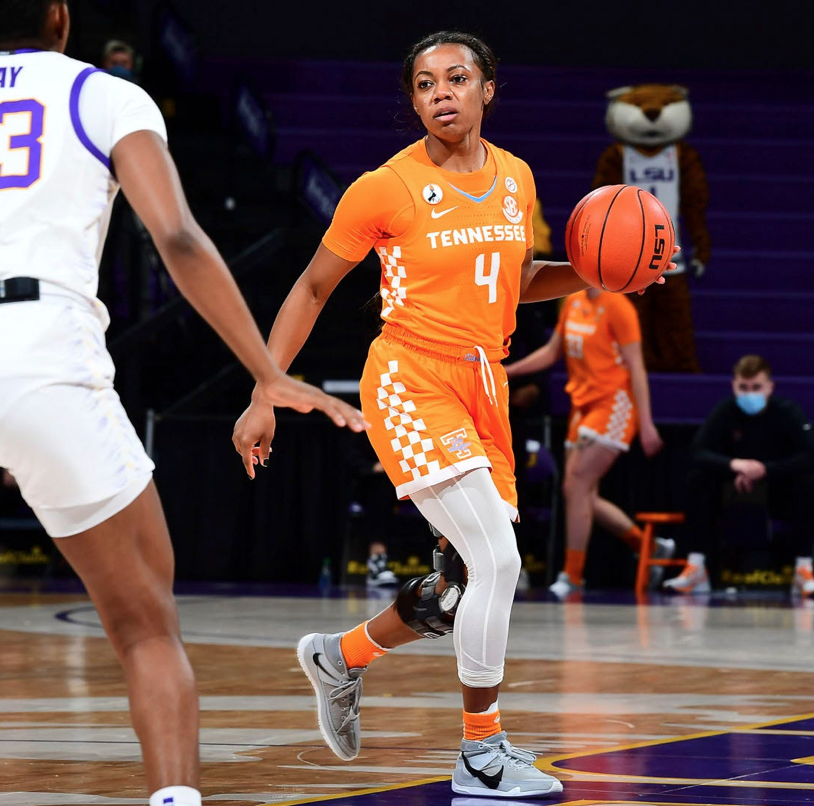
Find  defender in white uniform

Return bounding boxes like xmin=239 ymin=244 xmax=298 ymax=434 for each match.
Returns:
xmin=0 ymin=3 xmax=367 ymax=805
xmin=0 ymin=49 xmax=168 ymax=534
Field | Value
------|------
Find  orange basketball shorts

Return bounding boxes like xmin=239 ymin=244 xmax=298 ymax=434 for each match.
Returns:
xmin=565 ymin=388 xmax=639 ymax=452
xmin=359 ymin=325 xmax=518 ymax=519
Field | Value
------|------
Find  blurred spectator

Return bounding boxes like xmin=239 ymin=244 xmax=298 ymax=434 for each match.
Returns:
xmin=506 ymin=288 xmax=670 ymax=599
xmin=101 ymin=39 xmax=138 ymax=82
xmin=664 ymin=355 xmax=814 ymax=596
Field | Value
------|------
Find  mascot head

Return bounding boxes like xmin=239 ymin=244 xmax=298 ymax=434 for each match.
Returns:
xmin=605 ymin=84 xmax=692 ymax=148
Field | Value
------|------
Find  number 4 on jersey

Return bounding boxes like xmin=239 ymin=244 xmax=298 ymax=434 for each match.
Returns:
xmin=475 ymin=252 xmax=500 ymax=304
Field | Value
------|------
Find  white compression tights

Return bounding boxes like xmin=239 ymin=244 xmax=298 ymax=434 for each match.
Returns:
xmin=410 ymin=468 xmax=521 ymax=688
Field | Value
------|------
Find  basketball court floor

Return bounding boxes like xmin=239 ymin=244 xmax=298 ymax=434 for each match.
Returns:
xmin=2 ymin=584 xmax=814 ymax=806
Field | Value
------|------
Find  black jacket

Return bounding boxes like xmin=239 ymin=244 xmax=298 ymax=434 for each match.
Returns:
xmin=692 ymin=396 xmax=814 ymax=478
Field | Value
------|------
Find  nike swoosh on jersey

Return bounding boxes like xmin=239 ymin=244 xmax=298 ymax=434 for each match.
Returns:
xmin=462 ymin=751 xmax=504 ymax=789
xmin=430 ymin=206 xmax=458 ymax=219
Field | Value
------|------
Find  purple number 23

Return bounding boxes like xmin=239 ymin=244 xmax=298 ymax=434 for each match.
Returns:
xmin=0 ymin=99 xmax=45 ymax=190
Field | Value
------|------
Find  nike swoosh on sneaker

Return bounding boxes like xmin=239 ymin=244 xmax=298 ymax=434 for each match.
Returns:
xmin=462 ymin=752 xmax=504 ymax=789
xmin=430 ymin=206 xmax=458 ymax=219
xmin=312 ymin=651 xmax=334 ymax=677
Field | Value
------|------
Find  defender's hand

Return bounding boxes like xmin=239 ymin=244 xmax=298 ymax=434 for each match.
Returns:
xmin=233 ymin=376 xmax=369 ymax=479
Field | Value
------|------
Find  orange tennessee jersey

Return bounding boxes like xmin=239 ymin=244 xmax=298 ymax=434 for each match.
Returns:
xmin=556 ymin=290 xmax=641 ymax=408
xmin=323 ymin=139 xmax=535 ymax=356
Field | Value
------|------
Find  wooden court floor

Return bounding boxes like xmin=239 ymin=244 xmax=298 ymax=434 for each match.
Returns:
xmin=1 ymin=587 xmax=814 ymax=806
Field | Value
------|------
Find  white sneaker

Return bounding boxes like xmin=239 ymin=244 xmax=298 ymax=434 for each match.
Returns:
xmin=296 ymin=632 xmax=366 ymax=760
xmin=663 ymin=563 xmax=710 ymax=594
xmin=366 ymin=553 xmax=399 ymax=587
xmin=549 ymin=571 xmax=582 ymax=600
xmin=793 ymin=565 xmax=814 ymax=597
xmin=452 ymin=731 xmax=563 ymax=797
xmin=366 ymin=569 xmax=399 ymax=587
xmin=649 ymin=537 xmax=677 ymax=588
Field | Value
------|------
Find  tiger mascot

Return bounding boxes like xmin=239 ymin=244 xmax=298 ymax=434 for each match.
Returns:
xmin=593 ymin=84 xmax=710 ymax=373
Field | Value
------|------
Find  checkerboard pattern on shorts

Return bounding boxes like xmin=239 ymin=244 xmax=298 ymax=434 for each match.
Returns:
xmin=606 ymin=389 xmax=633 ymax=444
xmin=376 ymin=360 xmax=441 ymax=483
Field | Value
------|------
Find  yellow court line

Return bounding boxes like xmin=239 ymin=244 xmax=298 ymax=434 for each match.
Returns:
xmin=263 ymin=711 xmax=814 ymax=806
xmin=537 ymin=710 xmax=814 ymax=789
xmin=567 ymin=802 xmax=760 ymax=806
xmin=554 ymin=776 xmax=814 ymax=791
xmin=544 ymin=710 xmax=814 ymax=767
xmin=260 ymin=775 xmax=449 ymax=806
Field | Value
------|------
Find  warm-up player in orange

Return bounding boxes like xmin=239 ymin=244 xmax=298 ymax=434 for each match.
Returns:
xmin=233 ymin=31 xmax=673 ymax=798
xmin=506 ymin=288 xmax=672 ymax=599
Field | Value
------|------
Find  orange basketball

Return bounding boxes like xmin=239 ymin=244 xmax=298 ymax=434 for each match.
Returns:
xmin=564 ymin=184 xmax=675 ymax=293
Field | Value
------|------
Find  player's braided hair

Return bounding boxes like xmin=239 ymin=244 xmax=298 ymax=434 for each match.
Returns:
xmin=401 ymin=30 xmax=498 ymax=119
xmin=0 ymin=0 xmax=61 ymax=44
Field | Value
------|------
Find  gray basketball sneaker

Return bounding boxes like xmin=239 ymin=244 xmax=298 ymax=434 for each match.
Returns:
xmin=296 ymin=632 xmax=366 ymax=761
xmin=452 ymin=731 xmax=564 ymax=798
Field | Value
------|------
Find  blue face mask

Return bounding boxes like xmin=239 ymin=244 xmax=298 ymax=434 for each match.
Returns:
xmin=107 ymin=65 xmax=135 ymax=82
xmin=736 ymin=392 xmax=767 ymax=415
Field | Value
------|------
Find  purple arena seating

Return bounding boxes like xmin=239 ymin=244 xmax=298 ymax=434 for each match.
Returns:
xmin=692 ymin=290 xmax=814 ymax=333
xmin=195 ymin=57 xmax=814 ymax=425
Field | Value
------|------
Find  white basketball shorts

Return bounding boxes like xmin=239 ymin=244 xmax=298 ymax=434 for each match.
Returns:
xmin=0 ymin=289 xmax=154 ymax=537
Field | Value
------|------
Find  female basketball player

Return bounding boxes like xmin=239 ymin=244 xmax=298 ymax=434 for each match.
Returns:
xmin=0 ymin=3 xmax=366 ymax=806
xmin=234 ymin=30 xmax=673 ymax=797
xmin=505 ymin=287 xmax=670 ymax=599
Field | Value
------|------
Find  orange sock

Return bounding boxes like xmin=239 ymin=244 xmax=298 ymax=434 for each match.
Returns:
xmin=564 ymin=549 xmax=586 ymax=584
xmin=340 ymin=621 xmax=389 ymax=669
xmin=463 ymin=705 xmax=502 ymax=741
xmin=619 ymin=525 xmax=644 ymax=550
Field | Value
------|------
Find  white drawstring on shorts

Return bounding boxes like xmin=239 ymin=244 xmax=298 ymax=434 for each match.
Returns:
xmin=475 ymin=345 xmax=497 ymax=406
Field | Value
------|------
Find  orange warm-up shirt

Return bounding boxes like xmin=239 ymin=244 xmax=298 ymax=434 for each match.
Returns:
xmin=555 ymin=290 xmax=641 ymax=408
xmin=322 ymin=138 xmax=535 ymax=357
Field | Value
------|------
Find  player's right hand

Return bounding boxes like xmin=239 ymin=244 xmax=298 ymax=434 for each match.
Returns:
xmin=232 ymin=376 xmax=369 ymax=479
xmin=640 ymin=421 xmax=664 ymax=458
xmin=637 ymin=245 xmax=681 ymax=294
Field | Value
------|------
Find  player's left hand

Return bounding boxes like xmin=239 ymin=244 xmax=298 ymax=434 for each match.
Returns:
xmin=638 ymin=245 xmax=681 ymax=295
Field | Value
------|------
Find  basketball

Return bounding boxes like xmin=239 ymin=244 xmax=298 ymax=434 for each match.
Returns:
xmin=564 ymin=184 xmax=676 ymax=293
